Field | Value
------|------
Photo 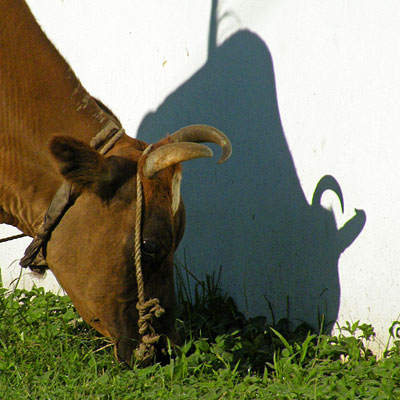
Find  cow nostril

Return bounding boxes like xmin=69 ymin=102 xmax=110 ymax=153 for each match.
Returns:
xmin=142 ymin=239 xmax=158 ymax=257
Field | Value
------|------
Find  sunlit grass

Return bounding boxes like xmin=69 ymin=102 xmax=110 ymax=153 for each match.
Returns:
xmin=1 ymin=267 xmax=400 ymax=399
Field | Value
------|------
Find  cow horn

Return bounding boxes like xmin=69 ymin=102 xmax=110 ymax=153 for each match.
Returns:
xmin=143 ymin=142 xmax=213 ymax=179
xmin=169 ymin=125 xmax=232 ymax=164
xmin=142 ymin=125 xmax=232 ymax=179
xmin=312 ymin=175 xmax=344 ymax=213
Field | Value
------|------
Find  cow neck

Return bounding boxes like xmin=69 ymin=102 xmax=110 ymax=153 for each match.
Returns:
xmin=0 ymin=0 xmax=117 ymax=236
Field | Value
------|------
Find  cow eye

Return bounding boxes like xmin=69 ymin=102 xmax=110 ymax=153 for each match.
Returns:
xmin=142 ymin=239 xmax=158 ymax=258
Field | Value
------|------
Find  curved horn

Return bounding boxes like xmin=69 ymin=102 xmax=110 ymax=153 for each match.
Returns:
xmin=311 ymin=175 xmax=344 ymax=213
xmin=143 ymin=142 xmax=213 ymax=179
xmin=169 ymin=124 xmax=232 ymax=164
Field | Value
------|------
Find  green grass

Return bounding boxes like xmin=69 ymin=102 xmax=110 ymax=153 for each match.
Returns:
xmin=1 ymin=268 xmax=400 ymax=399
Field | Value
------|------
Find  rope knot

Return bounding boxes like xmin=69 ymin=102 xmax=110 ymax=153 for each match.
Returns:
xmin=136 ymin=298 xmax=165 ymax=336
xmin=134 ymin=298 xmax=165 ymax=367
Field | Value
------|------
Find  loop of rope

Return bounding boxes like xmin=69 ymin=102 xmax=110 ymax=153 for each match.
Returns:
xmin=89 ymin=120 xmax=123 ymax=152
xmin=98 ymin=128 xmax=125 ymax=155
xmin=134 ymin=145 xmax=165 ymax=365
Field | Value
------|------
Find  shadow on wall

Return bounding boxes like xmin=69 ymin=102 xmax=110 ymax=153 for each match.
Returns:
xmin=137 ymin=2 xmax=366 ymax=328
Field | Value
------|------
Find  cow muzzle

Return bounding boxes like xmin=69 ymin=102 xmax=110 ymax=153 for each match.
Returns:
xmin=115 ymin=333 xmax=175 ymax=367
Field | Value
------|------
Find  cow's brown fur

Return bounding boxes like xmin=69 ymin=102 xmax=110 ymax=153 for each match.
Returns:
xmin=1 ymin=0 xmax=185 ymax=364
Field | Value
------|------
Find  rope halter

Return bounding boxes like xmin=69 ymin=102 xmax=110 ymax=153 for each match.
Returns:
xmin=133 ymin=145 xmax=165 ymax=366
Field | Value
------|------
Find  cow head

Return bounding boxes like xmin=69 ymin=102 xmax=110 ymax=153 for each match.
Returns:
xmin=44 ymin=125 xmax=231 ymax=366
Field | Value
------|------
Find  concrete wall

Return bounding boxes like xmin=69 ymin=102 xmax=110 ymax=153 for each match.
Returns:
xmin=1 ymin=0 xmax=399 ymax=353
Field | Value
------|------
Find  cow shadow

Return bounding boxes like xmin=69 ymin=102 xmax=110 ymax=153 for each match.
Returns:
xmin=137 ymin=8 xmax=366 ymax=329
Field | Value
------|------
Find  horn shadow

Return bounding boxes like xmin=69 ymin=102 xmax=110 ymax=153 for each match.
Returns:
xmin=137 ymin=5 xmax=366 ymax=331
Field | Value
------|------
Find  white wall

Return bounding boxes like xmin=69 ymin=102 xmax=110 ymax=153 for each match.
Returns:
xmin=1 ymin=0 xmax=400 ymax=353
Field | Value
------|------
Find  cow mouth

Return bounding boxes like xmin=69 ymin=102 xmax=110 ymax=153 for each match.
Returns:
xmin=115 ymin=334 xmax=172 ymax=367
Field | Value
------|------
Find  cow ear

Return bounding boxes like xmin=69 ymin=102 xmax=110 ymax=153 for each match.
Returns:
xmin=50 ymin=135 xmax=109 ymax=188
xmin=50 ymin=136 xmax=136 ymax=200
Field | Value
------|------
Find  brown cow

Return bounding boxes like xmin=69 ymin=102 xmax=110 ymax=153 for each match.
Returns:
xmin=0 ymin=0 xmax=231 ymax=365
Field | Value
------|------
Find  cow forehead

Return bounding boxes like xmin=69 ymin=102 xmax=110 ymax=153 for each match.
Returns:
xmin=91 ymin=143 xmax=184 ymax=210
